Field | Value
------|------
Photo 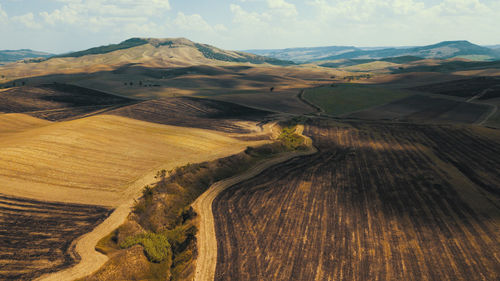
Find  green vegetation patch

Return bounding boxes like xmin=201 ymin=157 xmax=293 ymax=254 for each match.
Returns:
xmin=121 ymin=232 xmax=172 ymax=263
xmin=278 ymin=124 xmax=306 ymax=150
xmin=303 ymin=84 xmax=410 ymax=116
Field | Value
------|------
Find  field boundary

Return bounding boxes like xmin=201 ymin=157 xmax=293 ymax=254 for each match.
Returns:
xmin=192 ymin=125 xmax=317 ymax=281
xmin=297 ymin=89 xmax=323 ymax=114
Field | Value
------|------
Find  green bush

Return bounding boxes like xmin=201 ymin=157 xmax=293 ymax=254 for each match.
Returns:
xmin=120 ymin=232 xmax=172 ymax=263
xmin=278 ymin=125 xmax=305 ymax=150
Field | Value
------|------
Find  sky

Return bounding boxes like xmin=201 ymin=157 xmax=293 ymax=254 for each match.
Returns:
xmin=0 ymin=0 xmax=499 ymax=53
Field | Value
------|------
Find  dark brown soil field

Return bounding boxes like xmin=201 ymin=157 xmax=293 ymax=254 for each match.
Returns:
xmin=410 ymin=76 xmax=500 ymax=99
xmin=0 ymin=193 xmax=112 ymax=280
xmin=209 ymin=90 xmax=316 ymax=115
xmin=347 ymin=95 xmax=489 ymax=124
xmin=109 ymin=97 xmax=272 ymax=133
xmin=0 ymin=84 xmax=134 ymax=121
xmin=213 ymin=119 xmax=500 ymax=281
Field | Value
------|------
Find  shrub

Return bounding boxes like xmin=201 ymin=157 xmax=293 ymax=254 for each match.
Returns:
xmin=120 ymin=232 xmax=172 ymax=263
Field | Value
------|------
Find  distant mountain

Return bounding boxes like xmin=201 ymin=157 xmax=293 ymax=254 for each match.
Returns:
xmin=58 ymin=37 xmax=293 ymax=66
xmin=246 ymin=46 xmax=359 ymax=63
xmin=0 ymin=49 xmax=53 ymax=63
xmin=486 ymin=44 xmax=500 ymax=50
xmin=247 ymin=41 xmax=500 ymax=63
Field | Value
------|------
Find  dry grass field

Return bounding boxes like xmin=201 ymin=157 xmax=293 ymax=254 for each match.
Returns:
xmin=0 ymin=113 xmax=267 ymax=207
xmin=213 ymin=119 xmax=500 ymax=281
xmin=0 ymin=113 xmax=51 ymax=137
xmin=0 ymin=193 xmax=112 ymax=280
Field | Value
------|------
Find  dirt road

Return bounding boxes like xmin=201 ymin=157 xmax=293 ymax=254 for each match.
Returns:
xmin=35 ymin=167 xmax=162 ymax=281
xmin=192 ymin=125 xmax=317 ymax=281
xmin=34 ymin=121 xmax=271 ymax=281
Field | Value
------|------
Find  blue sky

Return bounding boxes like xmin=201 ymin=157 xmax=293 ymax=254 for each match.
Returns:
xmin=0 ymin=0 xmax=499 ymax=53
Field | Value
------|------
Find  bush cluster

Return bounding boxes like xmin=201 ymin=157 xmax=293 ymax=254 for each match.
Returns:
xmin=120 ymin=232 xmax=172 ymax=263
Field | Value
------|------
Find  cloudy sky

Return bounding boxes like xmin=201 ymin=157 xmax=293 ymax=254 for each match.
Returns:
xmin=0 ymin=0 xmax=499 ymax=53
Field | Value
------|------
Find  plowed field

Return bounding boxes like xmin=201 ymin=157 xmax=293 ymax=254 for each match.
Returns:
xmin=213 ymin=120 xmax=500 ymax=281
xmin=0 ymin=193 xmax=111 ymax=280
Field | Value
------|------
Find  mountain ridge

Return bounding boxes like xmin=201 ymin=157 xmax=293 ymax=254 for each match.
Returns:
xmin=245 ymin=40 xmax=500 ymax=63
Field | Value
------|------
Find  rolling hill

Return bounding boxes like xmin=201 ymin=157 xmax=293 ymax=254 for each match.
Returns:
xmin=246 ymin=41 xmax=500 ymax=62
xmin=57 ymin=37 xmax=293 ymax=65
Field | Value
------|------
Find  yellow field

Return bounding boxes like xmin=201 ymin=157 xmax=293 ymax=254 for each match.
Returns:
xmin=0 ymin=114 xmax=265 ymax=206
xmin=0 ymin=113 xmax=51 ymax=137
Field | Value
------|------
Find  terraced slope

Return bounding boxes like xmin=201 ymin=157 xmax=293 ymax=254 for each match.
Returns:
xmin=213 ymin=120 xmax=500 ymax=281
xmin=0 ymin=193 xmax=111 ymax=280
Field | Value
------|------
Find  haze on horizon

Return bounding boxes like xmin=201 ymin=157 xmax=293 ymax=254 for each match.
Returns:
xmin=0 ymin=0 xmax=499 ymax=53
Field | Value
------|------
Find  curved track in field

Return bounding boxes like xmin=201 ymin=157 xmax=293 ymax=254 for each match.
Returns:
xmin=192 ymin=125 xmax=317 ymax=281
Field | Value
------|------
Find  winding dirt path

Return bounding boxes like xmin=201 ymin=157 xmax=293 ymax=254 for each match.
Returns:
xmin=35 ymin=167 xmax=163 ymax=281
xmin=34 ymin=121 xmax=272 ymax=281
xmin=192 ymin=125 xmax=317 ymax=281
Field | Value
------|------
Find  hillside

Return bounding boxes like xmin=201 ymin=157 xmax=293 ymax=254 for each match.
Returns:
xmin=0 ymin=37 xmax=299 ymax=89
xmin=57 ymin=37 xmax=292 ymax=65
xmin=0 ymin=49 xmax=52 ymax=64
xmin=246 ymin=41 xmax=500 ymax=62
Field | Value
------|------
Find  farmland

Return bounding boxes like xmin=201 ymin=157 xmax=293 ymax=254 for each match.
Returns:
xmin=0 ymin=112 xmax=266 ymax=207
xmin=0 ymin=193 xmax=111 ymax=280
xmin=348 ymin=94 xmax=491 ymax=124
xmin=1 ymin=35 xmax=499 ymax=281
xmin=213 ymin=119 xmax=500 ymax=281
xmin=410 ymin=76 xmax=500 ymax=99
xmin=302 ymin=84 xmax=410 ymax=116
xmin=0 ymin=87 xmax=278 ymax=280
xmin=109 ymin=96 xmax=271 ymax=133
xmin=0 ymin=84 xmax=134 ymax=121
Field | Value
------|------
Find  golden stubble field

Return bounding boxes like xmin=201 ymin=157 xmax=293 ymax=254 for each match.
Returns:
xmin=0 ymin=113 xmax=268 ymax=207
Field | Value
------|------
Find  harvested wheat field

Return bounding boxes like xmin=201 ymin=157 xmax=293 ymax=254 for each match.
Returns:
xmin=0 ymin=113 xmax=51 ymax=137
xmin=109 ymin=96 xmax=271 ymax=133
xmin=0 ymin=193 xmax=112 ymax=280
xmin=0 ymin=114 xmax=267 ymax=206
xmin=213 ymin=119 xmax=500 ymax=281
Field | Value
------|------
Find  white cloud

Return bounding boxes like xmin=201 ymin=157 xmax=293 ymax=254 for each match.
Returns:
xmin=174 ymin=12 xmax=213 ymax=32
xmin=0 ymin=4 xmax=8 ymax=23
xmin=12 ymin=12 xmax=41 ymax=29
xmin=230 ymin=4 xmax=271 ymax=26
xmin=440 ymin=0 xmax=490 ymax=14
xmin=267 ymin=0 xmax=298 ymax=17
xmin=40 ymin=0 xmax=171 ymax=30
